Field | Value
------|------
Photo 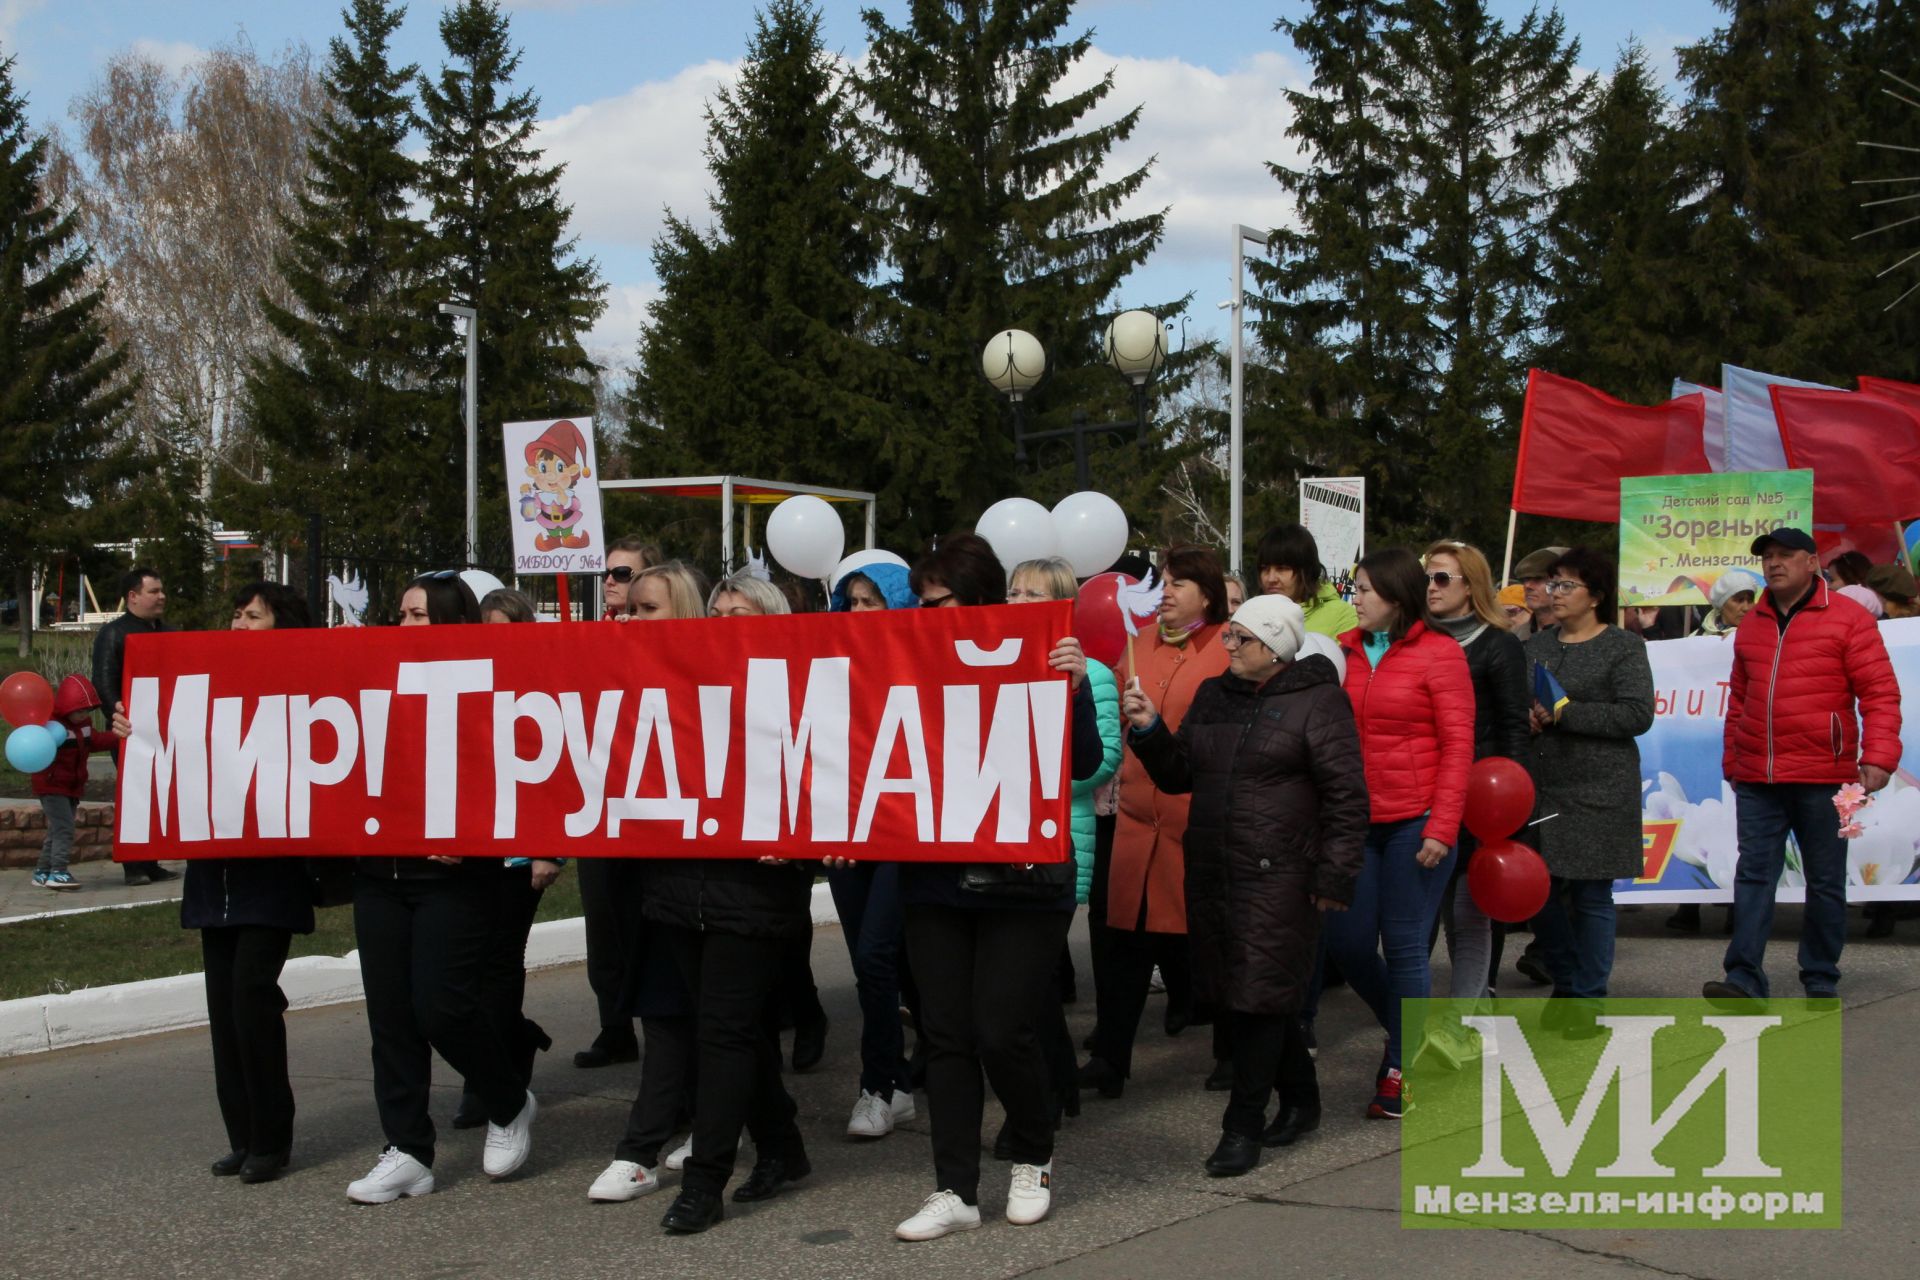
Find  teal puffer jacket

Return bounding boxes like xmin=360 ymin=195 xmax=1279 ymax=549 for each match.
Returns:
xmin=1073 ymin=661 xmax=1123 ymax=904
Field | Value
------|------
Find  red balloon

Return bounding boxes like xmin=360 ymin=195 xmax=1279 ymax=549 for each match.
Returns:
xmin=1463 ymin=756 xmax=1536 ymax=842
xmin=0 ymin=671 xmax=53 ymax=728
xmin=1468 ymin=838 xmax=1552 ymax=923
xmin=1075 ymin=572 xmax=1139 ymax=671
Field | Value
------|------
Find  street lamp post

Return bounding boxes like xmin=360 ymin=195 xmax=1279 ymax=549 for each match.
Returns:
xmin=438 ymin=302 xmax=479 ymax=566
xmin=982 ymin=309 xmax=1168 ymax=492
xmin=1226 ymin=225 xmax=1268 ymax=579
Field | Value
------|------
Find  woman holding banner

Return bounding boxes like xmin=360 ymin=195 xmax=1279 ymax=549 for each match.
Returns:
xmin=112 ymin=581 xmax=318 ymax=1184
xmin=347 ymin=573 xmax=537 ymax=1205
xmin=1325 ymin=549 xmax=1473 ymax=1120
xmin=1523 ymin=548 xmax=1654 ymax=1030
xmin=887 ymin=533 xmax=1104 ymax=1241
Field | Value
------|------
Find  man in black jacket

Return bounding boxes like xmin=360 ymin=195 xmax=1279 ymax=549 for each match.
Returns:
xmin=92 ymin=565 xmax=176 ymax=886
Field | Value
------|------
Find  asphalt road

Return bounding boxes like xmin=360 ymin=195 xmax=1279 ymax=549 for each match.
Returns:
xmin=3 ymin=906 xmax=1916 ymax=1280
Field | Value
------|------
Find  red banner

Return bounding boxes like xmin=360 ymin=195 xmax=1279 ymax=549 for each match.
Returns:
xmin=1512 ymin=369 xmax=1709 ymax=522
xmin=1772 ymin=385 xmax=1920 ymax=525
xmin=114 ymin=604 xmax=1074 ymax=862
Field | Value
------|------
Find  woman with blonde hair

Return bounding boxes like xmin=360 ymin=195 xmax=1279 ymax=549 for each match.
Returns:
xmin=708 ymin=573 xmax=790 ymax=618
xmin=1419 ymin=541 xmax=1530 ymax=1060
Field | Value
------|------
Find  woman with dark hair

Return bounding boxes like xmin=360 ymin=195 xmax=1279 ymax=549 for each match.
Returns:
xmin=1081 ymin=545 xmax=1231 ymax=1098
xmin=1523 ymin=548 xmax=1654 ymax=1028
xmin=1256 ymin=524 xmax=1358 ymax=639
xmin=112 ymin=581 xmax=318 ymax=1183
xmin=346 ymin=572 xmax=535 ymax=1204
xmin=889 ymin=533 xmax=1105 ymax=1241
xmin=1828 ymin=550 xmax=1874 ymax=587
xmin=452 ymin=595 xmax=563 ymax=1131
xmin=1324 ymin=548 xmax=1474 ymax=1119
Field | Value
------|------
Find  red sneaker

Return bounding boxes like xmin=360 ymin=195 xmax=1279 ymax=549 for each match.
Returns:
xmin=1367 ymin=1068 xmax=1405 ymax=1119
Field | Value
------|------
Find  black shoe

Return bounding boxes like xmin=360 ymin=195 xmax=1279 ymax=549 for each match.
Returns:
xmin=574 ymin=1028 xmax=640 ymax=1069
xmin=1261 ymin=1103 xmax=1321 ymax=1148
xmin=1204 ymin=1059 xmax=1234 ymax=1091
xmin=1702 ymin=979 xmax=1759 ymax=1009
xmin=731 ymin=1153 xmax=811 ymax=1203
xmin=1515 ymin=951 xmax=1552 ymax=986
xmin=791 ymin=1014 xmax=828 ymax=1073
xmin=1164 ymin=1004 xmax=1190 ymax=1037
xmin=124 ymin=872 xmax=152 ymax=888
xmin=1539 ymin=994 xmax=1572 ymax=1030
xmin=1205 ymin=1132 xmax=1262 ymax=1177
xmin=1077 ymin=1056 xmax=1125 ymax=1099
xmin=1081 ymin=1029 xmax=1098 ymax=1051
xmin=1666 ymin=904 xmax=1702 ymax=933
xmin=211 ymin=1149 xmax=247 ymax=1177
xmin=1866 ymin=905 xmax=1895 ymax=939
xmin=144 ymin=865 xmax=179 ymax=882
xmin=451 ymin=1090 xmax=487 ymax=1130
xmin=240 ymin=1151 xmax=290 ymax=1184
xmin=662 ymin=1188 xmax=726 ymax=1233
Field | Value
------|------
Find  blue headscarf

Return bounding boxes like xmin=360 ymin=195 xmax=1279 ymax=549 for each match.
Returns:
xmin=831 ymin=561 xmax=918 ymax=612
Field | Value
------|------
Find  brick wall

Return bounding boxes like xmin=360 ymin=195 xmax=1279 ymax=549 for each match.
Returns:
xmin=0 ymin=802 xmax=116 ymax=868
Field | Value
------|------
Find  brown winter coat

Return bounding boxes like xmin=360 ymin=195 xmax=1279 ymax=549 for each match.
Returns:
xmin=1128 ymin=655 xmax=1369 ymax=1016
xmin=1108 ymin=623 xmax=1230 ymax=934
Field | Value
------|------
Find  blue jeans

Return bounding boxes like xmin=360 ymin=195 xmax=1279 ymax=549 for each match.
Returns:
xmin=1722 ymin=782 xmax=1849 ymax=997
xmin=1319 ymin=817 xmax=1455 ymax=1071
xmin=1531 ymin=878 xmax=1616 ymax=1001
xmin=827 ymin=862 xmax=910 ymax=1097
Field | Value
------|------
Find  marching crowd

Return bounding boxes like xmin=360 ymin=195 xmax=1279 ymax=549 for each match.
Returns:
xmin=30 ymin=519 xmax=1904 ymax=1240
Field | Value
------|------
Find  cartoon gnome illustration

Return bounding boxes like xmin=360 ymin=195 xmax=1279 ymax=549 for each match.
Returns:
xmin=517 ymin=419 xmax=593 ymax=551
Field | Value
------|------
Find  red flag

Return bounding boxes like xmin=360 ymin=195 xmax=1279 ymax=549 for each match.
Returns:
xmin=1857 ymin=375 xmax=1920 ymax=413
xmin=1512 ymin=370 xmax=1709 ymax=521
xmin=1772 ymin=386 xmax=1920 ymax=525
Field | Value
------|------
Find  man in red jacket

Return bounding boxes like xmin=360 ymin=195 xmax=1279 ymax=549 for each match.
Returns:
xmin=1705 ymin=527 xmax=1903 ymax=1003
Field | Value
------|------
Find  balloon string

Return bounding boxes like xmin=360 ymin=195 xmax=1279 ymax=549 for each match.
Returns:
xmin=1527 ymin=813 xmax=1560 ymax=827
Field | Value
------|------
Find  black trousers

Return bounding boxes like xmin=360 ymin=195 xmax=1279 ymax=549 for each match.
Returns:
xmin=577 ymin=858 xmax=641 ymax=1042
xmin=1090 ymin=907 xmax=1189 ymax=1079
xmin=1085 ymin=814 xmax=1116 ymax=1033
xmin=905 ymin=903 xmax=1073 ymax=1205
xmin=665 ymin=927 xmax=805 ymax=1197
xmin=780 ymin=934 xmax=826 ymax=1030
xmin=616 ymin=1014 xmax=695 ymax=1167
xmin=202 ymin=925 xmax=296 ymax=1157
xmin=465 ymin=866 xmax=547 ymax=1096
xmin=1220 ymin=1011 xmax=1318 ymax=1138
xmin=354 ymin=872 xmax=524 ymax=1164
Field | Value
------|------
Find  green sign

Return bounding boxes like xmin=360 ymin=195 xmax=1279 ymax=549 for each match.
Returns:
xmin=1618 ymin=470 xmax=1814 ymax=606
xmin=1402 ymin=999 xmax=1841 ymax=1229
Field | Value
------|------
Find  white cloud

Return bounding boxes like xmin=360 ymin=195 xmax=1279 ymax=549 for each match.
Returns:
xmin=130 ymin=37 xmax=207 ymax=80
xmin=585 ymin=280 xmax=659 ymax=367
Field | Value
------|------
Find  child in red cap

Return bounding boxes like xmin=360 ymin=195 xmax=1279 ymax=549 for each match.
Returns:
xmin=31 ymin=674 xmax=109 ymax=890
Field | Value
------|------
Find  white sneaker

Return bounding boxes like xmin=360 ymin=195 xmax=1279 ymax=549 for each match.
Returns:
xmin=347 ymin=1147 xmax=436 ymax=1204
xmin=891 ymin=1089 xmax=916 ymax=1123
xmin=1006 ymin=1161 xmax=1052 ymax=1226
xmin=848 ymin=1091 xmax=895 ymax=1138
xmin=482 ymin=1090 xmax=537 ymax=1179
xmin=587 ymin=1159 xmax=660 ymax=1202
xmin=896 ymin=1189 xmax=983 ymax=1241
xmin=663 ymin=1137 xmax=692 ymax=1171
xmin=1148 ymin=965 xmax=1166 ymax=994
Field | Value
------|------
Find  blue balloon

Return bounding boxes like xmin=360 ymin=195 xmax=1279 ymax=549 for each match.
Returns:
xmin=43 ymin=720 xmax=67 ymax=748
xmin=5 ymin=724 xmax=57 ymax=773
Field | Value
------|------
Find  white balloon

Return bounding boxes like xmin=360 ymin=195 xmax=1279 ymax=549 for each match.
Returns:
xmin=766 ymin=495 xmax=846 ymax=580
xmin=1050 ymin=491 xmax=1130 ymax=578
xmin=830 ymin=548 xmax=910 ymax=594
xmin=975 ymin=497 xmax=1058 ymax=570
xmin=459 ymin=569 xmax=506 ymax=602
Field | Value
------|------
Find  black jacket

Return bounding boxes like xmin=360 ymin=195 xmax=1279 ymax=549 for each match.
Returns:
xmin=1128 ymin=655 xmax=1368 ymax=1016
xmin=638 ymin=856 xmax=817 ymax=940
xmin=1460 ymin=624 xmax=1531 ymax=763
xmin=91 ymin=612 xmax=169 ymax=715
xmin=181 ymin=858 xmax=316 ymax=934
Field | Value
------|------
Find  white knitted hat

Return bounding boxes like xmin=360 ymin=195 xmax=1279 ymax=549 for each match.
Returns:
xmin=1230 ymin=595 xmax=1306 ymax=664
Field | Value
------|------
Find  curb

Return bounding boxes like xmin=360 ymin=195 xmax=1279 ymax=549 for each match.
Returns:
xmin=0 ymin=882 xmax=841 ymax=1059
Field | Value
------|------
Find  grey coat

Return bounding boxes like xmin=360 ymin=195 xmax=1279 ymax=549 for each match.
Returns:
xmin=1523 ymin=626 xmax=1655 ymax=880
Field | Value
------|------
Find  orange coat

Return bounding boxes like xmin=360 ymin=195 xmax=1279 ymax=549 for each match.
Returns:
xmin=1108 ymin=624 xmax=1230 ymax=934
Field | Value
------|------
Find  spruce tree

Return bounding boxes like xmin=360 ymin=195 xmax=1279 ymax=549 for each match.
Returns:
xmin=236 ymin=0 xmax=452 ymax=577
xmin=0 ymin=55 xmax=135 ymax=654
xmin=858 ymin=0 xmax=1167 ymax=544
xmin=1252 ymin=0 xmax=1430 ymax=541
xmin=417 ymin=0 xmax=605 ymax=559
xmin=628 ymin=0 xmax=910 ymax=541
xmin=1538 ymin=44 xmax=1695 ymax=403
xmin=1839 ymin=0 xmax=1920 ymax=377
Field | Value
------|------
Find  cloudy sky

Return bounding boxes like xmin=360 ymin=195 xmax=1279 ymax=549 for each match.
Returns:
xmin=3 ymin=0 xmax=1726 ymax=366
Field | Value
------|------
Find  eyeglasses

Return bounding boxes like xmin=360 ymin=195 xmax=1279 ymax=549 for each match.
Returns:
xmin=1426 ymin=571 xmax=1457 ymax=589
xmin=604 ymin=566 xmax=637 ymax=583
xmin=1544 ymin=580 xmax=1586 ymax=596
xmin=1219 ymin=627 xmax=1258 ymax=649
xmin=920 ymin=592 xmax=955 ymax=608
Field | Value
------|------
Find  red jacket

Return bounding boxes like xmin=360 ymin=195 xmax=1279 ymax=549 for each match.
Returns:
xmin=1723 ymin=580 xmax=1903 ymax=784
xmin=1338 ymin=623 xmax=1476 ymax=845
xmin=31 ymin=674 xmax=107 ymax=799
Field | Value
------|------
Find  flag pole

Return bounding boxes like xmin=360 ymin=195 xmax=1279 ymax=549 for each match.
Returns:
xmin=1500 ymin=508 xmax=1519 ymax=585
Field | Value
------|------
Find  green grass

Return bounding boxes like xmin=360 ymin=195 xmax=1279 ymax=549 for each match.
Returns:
xmin=0 ymin=866 xmax=586 ymax=1001
xmin=1 ymin=631 xmax=95 ymax=684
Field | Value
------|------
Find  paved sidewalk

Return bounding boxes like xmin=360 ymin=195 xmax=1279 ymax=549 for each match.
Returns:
xmin=0 ymin=858 xmax=184 ymax=922
xmin=1 ymin=907 xmax=1915 ymax=1279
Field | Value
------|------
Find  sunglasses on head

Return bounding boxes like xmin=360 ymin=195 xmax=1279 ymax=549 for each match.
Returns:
xmin=605 ymin=565 xmax=637 ymax=583
xmin=420 ymin=569 xmax=460 ymax=581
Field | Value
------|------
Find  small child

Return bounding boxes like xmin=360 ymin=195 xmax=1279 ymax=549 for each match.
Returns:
xmin=31 ymin=675 xmax=107 ymax=891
